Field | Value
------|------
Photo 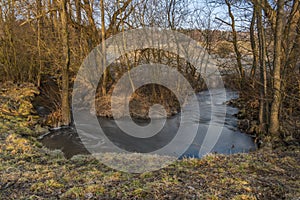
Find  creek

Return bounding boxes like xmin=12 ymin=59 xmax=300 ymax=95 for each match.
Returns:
xmin=40 ymin=89 xmax=256 ymax=159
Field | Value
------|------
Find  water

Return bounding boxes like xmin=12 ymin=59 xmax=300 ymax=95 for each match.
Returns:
xmin=40 ymin=89 xmax=256 ymax=159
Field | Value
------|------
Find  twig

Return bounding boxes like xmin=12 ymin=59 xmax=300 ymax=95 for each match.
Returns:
xmin=215 ymin=17 xmax=231 ymax=26
xmin=20 ymin=9 xmax=58 ymax=26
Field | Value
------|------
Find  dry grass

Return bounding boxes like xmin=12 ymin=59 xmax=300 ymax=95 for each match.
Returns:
xmin=0 ymin=132 xmax=299 ymax=199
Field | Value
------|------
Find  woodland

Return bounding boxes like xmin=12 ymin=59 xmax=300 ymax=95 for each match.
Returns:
xmin=0 ymin=0 xmax=299 ymax=199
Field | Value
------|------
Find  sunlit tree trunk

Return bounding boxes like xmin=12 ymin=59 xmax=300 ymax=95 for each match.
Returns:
xmin=36 ymin=0 xmax=44 ymax=87
xmin=100 ymin=0 xmax=108 ymax=95
xmin=60 ymin=0 xmax=71 ymax=125
xmin=49 ymin=0 xmax=57 ymax=32
xmin=83 ymin=0 xmax=98 ymax=50
xmin=269 ymin=0 xmax=285 ymax=136
xmin=75 ymin=0 xmax=82 ymax=60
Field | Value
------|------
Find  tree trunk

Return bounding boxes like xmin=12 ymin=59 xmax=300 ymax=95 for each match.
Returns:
xmin=37 ymin=0 xmax=43 ymax=87
xmin=75 ymin=0 xmax=82 ymax=60
xmin=250 ymin=4 xmax=258 ymax=79
xmin=100 ymin=0 xmax=108 ymax=95
xmin=83 ymin=0 xmax=98 ymax=48
xmin=269 ymin=0 xmax=284 ymax=136
xmin=60 ymin=0 xmax=71 ymax=126
xmin=256 ymin=0 xmax=268 ymax=132
xmin=225 ymin=0 xmax=244 ymax=83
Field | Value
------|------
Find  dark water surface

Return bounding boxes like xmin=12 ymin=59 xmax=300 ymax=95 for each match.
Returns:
xmin=40 ymin=89 xmax=256 ymax=159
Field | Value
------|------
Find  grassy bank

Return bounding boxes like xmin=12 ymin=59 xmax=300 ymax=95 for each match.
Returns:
xmin=0 ymin=83 xmax=299 ymax=199
xmin=1 ymin=132 xmax=299 ymax=199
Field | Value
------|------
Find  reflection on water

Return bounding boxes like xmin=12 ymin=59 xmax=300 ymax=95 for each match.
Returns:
xmin=40 ymin=89 xmax=256 ymax=159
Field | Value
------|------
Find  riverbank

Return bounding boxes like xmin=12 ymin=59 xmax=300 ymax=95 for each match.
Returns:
xmin=0 ymin=83 xmax=299 ymax=199
xmin=1 ymin=131 xmax=299 ymax=199
xmin=227 ymin=88 xmax=300 ymax=148
xmin=94 ymin=85 xmax=180 ymax=119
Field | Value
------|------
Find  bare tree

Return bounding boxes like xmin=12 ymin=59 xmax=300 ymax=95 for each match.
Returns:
xmin=36 ymin=0 xmax=44 ymax=87
xmin=59 ymin=0 xmax=71 ymax=125
xmin=224 ymin=0 xmax=244 ymax=82
xmin=100 ymin=0 xmax=108 ymax=95
xmin=256 ymin=0 xmax=268 ymax=132
xmin=249 ymin=3 xmax=258 ymax=79
xmin=269 ymin=0 xmax=285 ymax=136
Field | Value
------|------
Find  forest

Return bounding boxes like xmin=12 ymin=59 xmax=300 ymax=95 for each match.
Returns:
xmin=0 ymin=0 xmax=299 ymax=199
